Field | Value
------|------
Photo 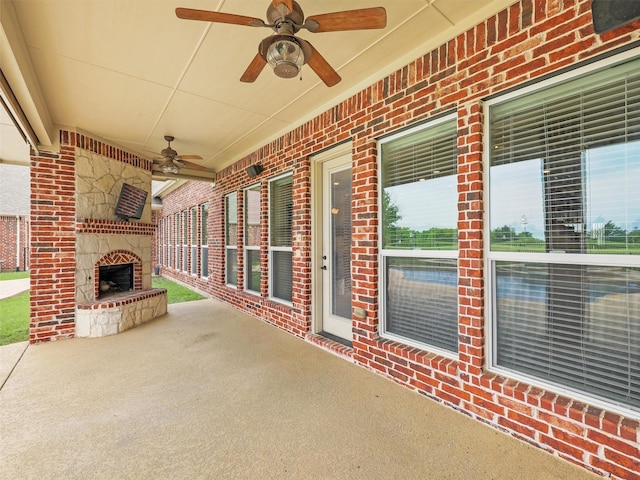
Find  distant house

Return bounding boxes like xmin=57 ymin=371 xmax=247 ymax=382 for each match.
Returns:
xmin=0 ymin=163 xmax=30 ymax=271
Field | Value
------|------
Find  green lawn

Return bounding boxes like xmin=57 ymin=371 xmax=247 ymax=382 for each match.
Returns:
xmin=152 ymin=277 xmax=206 ymax=303
xmin=0 ymin=271 xmax=30 ymax=281
xmin=0 ymin=291 xmax=30 ymax=346
xmin=0 ymin=276 xmax=204 ymax=346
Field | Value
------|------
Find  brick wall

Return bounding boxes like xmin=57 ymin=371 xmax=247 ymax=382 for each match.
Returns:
xmin=154 ymin=2 xmax=640 ymax=478
xmin=30 ymin=148 xmax=76 ymax=342
xmin=0 ymin=216 xmax=29 ymax=271
xmin=156 ymin=180 xmax=212 ymax=291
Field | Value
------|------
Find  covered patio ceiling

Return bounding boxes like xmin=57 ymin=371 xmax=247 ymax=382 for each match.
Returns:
xmin=1 ymin=0 xmax=514 ymax=181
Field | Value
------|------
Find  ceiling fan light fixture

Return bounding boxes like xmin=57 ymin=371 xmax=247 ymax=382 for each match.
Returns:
xmin=161 ymin=163 xmax=179 ymax=175
xmin=266 ymin=37 xmax=305 ymax=78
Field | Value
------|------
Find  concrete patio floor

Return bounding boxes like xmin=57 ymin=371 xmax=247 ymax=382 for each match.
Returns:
xmin=0 ymin=298 xmax=599 ymax=479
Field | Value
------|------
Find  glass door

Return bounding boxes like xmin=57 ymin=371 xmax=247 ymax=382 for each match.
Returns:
xmin=321 ymin=155 xmax=353 ymax=341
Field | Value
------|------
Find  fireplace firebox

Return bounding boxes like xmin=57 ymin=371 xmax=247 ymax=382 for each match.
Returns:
xmin=98 ymin=263 xmax=134 ymax=297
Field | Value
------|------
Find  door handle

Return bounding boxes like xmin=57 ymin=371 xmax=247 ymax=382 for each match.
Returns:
xmin=321 ymin=265 xmax=327 ymax=270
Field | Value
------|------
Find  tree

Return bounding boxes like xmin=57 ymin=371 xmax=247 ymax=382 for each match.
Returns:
xmin=382 ymin=190 xmax=402 ymax=245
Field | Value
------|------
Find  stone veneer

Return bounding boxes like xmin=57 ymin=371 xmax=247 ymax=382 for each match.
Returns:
xmin=73 ymin=139 xmax=166 ymax=336
xmin=75 ymin=148 xmax=153 ymax=302
xmin=76 ymin=289 xmax=167 ymax=337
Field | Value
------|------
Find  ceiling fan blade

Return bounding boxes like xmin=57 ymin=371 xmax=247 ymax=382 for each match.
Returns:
xmin=175 ymin=154 xmax=203 ymax=160
xmin=176 ymin=8 xmax=266 ymax=28
xmin=304 ymin=7 xmax=387 ymax=33
xmin=176 ymin=160 xmax=209 ymax=171
xmin=240 ymin=53 xmax=268 ymax=83
xmin=305 ymin=42 xmax=341 ymax=87
xmin=272 ymin=0 xmax=294 ymax=14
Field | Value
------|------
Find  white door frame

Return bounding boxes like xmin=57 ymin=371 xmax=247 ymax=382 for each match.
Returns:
xmin=310 ymin=142 xmax=353 ymax=340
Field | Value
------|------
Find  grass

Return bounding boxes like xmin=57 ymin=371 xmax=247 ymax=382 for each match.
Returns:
xmin=0 ymin=291 xmax=30 ymax=346
xmin=152 ymin=276 xmax=206 ymax=303
xmin=0 ymin=271 xmax=30 ymax=281
xmin=0 ymin=275 xmax=204 ymax=346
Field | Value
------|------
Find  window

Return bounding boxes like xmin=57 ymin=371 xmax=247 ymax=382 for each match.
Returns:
xmin=182 ymin=210 xmax=188 ymax=272
xmin=190 ymin=206 xmax=198 ymax=275
xmin=167 ymin=216 xmax=173 ymax=268
xmin=488 ymin=56 xmax=640 ymax=411
xmin=225 ymin=192 xmax=238 ymax=287
xmin=245 ymin=184 xmax=261 ymax=294
xmin=379 ymin=115 xmax=459 ymax=353
xmin=174 ymin=213 xmax=180 ymax=270
xmin=201 ymin=203 xmax=209 ymax=278
xmin=158 ymin=217 xmax=164 ymax=266
xmin=269 ymin=174 xmax=293 ymax=303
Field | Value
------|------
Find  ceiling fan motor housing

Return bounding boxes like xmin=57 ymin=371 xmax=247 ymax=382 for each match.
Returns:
xmin=266 ymin=1 xmax=304 ymax=27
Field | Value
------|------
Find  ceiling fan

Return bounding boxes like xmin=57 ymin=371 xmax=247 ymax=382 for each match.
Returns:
xmin=153 ymin=135 xmax=205 ymax=175
xmin=175 ymin=0 xmax=387 ymax=87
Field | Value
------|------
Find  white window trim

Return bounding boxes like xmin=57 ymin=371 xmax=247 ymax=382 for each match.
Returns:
xmin=244 ymin=183 xmax=261 ymax=296
xmin=377 ymin=112 xmax=459 ymax=358
xmin=190 ymin=206 xmax=198 ymax=276
xmin=225 ymin=192 xmax=238 ymax=289
xmin=181 ymin=210 xmax=189 ymax=273
xmin=268 ymin=172 xmax=293 ymax=306
xmin=200 ymin=203 xmax=209 ymax=279
xmin=174 ymin=213 xmax=180 ymax=270
xmin=483 ymin=47 xmax=640 ymax=417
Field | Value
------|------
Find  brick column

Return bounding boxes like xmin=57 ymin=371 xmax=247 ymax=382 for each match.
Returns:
xmin=457 ymin=101 xmax=485 ymax=377
xmin=29 ymin=146 xmax=76 ymax=342
xmin=351 ymin=139 xmax=379 ymax=354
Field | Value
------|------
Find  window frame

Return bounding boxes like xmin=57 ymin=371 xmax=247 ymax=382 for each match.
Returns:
xmin=174 ymin=212 xmax=180 ymax=270
xmin=378 ymin=113 xmax=459 ymax=357
xmin=200 ymin=203 xmax=209 ymax=278
xmin=181 ymin=210 xmax=188 ymax=273
xmin=225 ymin=192 xmax=239 ymax=288
xmin=484 ymin=48 xmax=640 ymax=416
xmin=244 ymin=183 xmax=262 ymax=295
xmin=190 ymin=206 xmax=198 ymax=275
xmin=268 ymin=172 xmax=293 ymax=305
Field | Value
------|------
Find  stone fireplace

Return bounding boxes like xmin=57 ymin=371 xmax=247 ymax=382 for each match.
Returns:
xmin=72 ymin=134 xmax=167 ymax=338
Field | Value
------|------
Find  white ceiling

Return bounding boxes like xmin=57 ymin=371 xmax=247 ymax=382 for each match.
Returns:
xmin=0 ymin=0 xmax=515 ymax=175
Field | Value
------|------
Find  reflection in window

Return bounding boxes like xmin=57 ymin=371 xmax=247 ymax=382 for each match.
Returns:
xmin=495 ymin=261 xmax=640 ymax=409
xmin=488 ymin=56 xmax=640 ymax=411
xmin=382 ymin=118 xmax=458 ymax=250
xmin=225 ymin=192 xmax=238 ymax=287
xmin=379 ymin=115 xmax=458 ymax=353
xmin=245 ymin=185 xmax=261 ymax=294
xmin=200 ymin=203 xmax=209 ymax=278
xmin=386 ymin=258 xmax=458 ymax=351
xmin=190 ymin=206 xmax=198 ymax=275
xmin=269 ymin=174 xmax=293 ymax=303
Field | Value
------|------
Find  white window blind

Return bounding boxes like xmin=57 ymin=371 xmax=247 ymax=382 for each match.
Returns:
xmin=200 ymin=203 xmax=209 ymax=278
xmin=225 ymin=192 xmax=238 ymax=286
xmin=190 ymin=206 xmax=198 ymax=275
xmin=381 ymin=118 xmax=458 ymax=250
xmin=182 ymin=211 xmax=188 ymax=272
xmin=380 ymin=116 xmax=459 ymax=353
xmin=270 ymin=175 xmax=293 ymax=303
xmin=489 ymin=57 xmax=640 ymax=411
xmin=245 ymin=185 xmax=261 ymax=293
